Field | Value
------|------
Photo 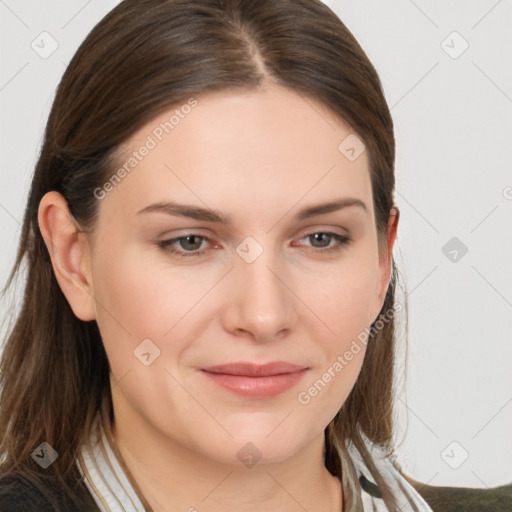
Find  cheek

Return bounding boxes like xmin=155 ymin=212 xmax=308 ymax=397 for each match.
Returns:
xmin=310 ymin=253 xmax=379 ymax=337
xmin=89 ymin=241 xmax=175 ymax=374
xmin=92 ymin=239 xmax=185 ymax=328
xmin=295 ymin=253 xmax=377 ymax=411
xmin=90 ymin=241 xmax=221 ymax=373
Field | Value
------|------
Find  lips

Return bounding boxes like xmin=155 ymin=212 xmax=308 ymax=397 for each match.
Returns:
xmin=201 ymin=361 xmax=307 ymax=377
xmin=200 ymin=361 xmax=309 ymax=398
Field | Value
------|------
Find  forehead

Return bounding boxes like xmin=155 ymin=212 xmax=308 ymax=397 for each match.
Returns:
xmin=101 ymin=84 xmax=372 ymax=221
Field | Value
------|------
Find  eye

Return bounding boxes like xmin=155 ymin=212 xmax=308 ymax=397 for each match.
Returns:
xmin=297 ymin=232 xmax=350 ymax=253
xmin=157 ymin=231 xmax=351 ymax=259
xmin=157 ymin=235 xmax=210 ymax=258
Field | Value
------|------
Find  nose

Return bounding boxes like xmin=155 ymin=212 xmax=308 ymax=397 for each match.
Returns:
xmin=221 ymin=246 xmax=297 ymax=343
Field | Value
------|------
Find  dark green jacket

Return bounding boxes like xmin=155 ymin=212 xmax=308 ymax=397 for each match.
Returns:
xmin=405 ymin=475 xmax=512 ymax=512
xmin=0 ymin=472 xmax=511 ymax=511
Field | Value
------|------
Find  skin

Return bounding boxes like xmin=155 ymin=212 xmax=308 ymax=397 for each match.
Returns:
xmin=39 ymin=82 xmax=398 ymax=512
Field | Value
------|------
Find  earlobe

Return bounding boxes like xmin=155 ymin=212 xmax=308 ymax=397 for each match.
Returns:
xmin=38 ymin=191 xmax=97 ymax=321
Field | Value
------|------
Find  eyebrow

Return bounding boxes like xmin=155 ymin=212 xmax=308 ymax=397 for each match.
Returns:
xmin=136 ymin=198 xmax=368 ymax=224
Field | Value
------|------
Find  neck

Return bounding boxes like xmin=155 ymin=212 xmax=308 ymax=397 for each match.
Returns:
xmin=108 ymin=409 xmax=343 ymax=512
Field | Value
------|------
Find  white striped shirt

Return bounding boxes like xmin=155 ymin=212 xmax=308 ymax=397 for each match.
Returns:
xmin=76 ymin=414 xmax=432 ymax=512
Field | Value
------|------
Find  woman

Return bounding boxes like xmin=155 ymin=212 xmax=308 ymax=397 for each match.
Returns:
xmin=0 ymin=0 xmax=508 ymax=510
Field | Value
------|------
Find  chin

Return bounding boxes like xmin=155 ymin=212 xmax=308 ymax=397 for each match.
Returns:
xmin=206 ymin=441 xmax=301 ymax=469
xmin=198 ymin=425 xmax=312 ymax=469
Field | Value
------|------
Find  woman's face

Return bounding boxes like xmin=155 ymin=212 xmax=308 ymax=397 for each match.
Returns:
xmin=84 ymin=83 xmax=395 ymax=466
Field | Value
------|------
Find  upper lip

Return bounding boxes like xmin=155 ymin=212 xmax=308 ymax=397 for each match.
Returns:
xmin=201 ymin=362 xmax=308 ymax=377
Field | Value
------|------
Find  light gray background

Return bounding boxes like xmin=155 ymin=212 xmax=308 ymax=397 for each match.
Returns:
xmin=1 ymin=0 xmax=511 ymax=489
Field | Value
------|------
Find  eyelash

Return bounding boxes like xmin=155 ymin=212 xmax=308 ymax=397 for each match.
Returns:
xmin=157 ymin=232 xmax=351 ymax=259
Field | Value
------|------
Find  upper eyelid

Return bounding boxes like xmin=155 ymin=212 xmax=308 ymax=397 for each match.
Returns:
xmin=159 ymin=224 xmax=349 ymax=239
xmin=164 ymin=230 xmax=348 ymax=248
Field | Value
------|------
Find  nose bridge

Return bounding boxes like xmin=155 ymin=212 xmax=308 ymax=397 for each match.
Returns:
xmin=227 ymin=236 xmax=295 ymax=339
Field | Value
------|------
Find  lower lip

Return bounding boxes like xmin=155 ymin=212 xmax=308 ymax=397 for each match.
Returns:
xmin=201 ymin=369 xmax=308 ymax=398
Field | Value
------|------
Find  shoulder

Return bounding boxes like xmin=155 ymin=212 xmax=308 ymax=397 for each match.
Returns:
xmin=404 ymin=474 xmax=512 ymax=512
xmin=346 ymin=441 xmax=434 ymax=510
xmin=0 ymin=473 xmax=57 ymax=512
xmin=347 ymin=440 xmax=512 ymax=511
xmin=0 ymin=472 xmax=100 ymax=512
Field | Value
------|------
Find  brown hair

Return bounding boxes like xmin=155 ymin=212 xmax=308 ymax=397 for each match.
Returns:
xmin=0 ymin=0 xmax=411 ymax=509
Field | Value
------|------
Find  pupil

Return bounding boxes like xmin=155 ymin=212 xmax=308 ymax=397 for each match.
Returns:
xmin=182 ymin=236 xmax=201 ymax=250
xmin=313 ymin=233 xmax=329 ymax=247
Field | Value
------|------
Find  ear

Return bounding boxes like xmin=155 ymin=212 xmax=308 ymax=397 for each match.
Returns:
xmin=38 ymin=191 xmax=96 ymax=321
xmin=369 ymin=207 xmax=399 ymax=323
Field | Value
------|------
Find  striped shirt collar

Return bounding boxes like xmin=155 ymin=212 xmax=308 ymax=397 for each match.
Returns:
xmin=76 ymin=414 xmax=432 ymax=512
